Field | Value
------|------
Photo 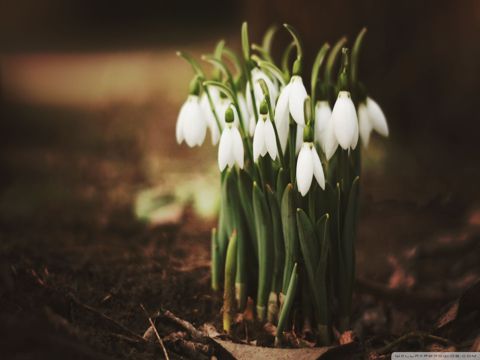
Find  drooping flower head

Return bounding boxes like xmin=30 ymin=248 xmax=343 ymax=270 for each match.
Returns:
xmin=253 ymin=99 xmax=278 ymax=161
xmin=296 ymin=121 xmax=325 ymax=196
xmin=176 ymin=76 xmax=207 ymax=147
xmin=218 ymin=105 xmax=244 ymax=171
xmin=358 ymin=96 xmax=389 ymax=147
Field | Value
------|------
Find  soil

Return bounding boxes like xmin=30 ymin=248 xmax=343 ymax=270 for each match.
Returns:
xmin=1 ymin=101 xmax=479 ymax=359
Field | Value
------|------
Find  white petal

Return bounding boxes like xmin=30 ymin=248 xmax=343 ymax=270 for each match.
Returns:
xmin=231 ymin=126 xmax=244 ymax=169
xmin=218 ymin=127 xmax=233 ymax=171
xmin=264 ymin=120 xmax=278 ymax=160
xmin=311 ymin=146 xmax=325 ymax=189
xmin=358 ymin=102 xmax=372 ymax=148
xmin=296 ymin=143 xmax=314 ymax=196
xmin=274 ymin=84 xmax=291 ymax=152
xmin=252 ymin=69 xmax=278 ymax=106
xmin=200 ymin=94 xmax=219 ymax=145
xmin=176 ymin=99 xmax=188 ymax=144
xmin=253 ymin=119 xmax=266 ymax=161
xmin=366 ymin=97 xmax=389 ymax=137
xmin=331 ymin=91 xmax=358 ymax=150
xmin=351 ymin=111 xmax=359 ymax=150
xmin=245 ymin=82 xmax=254 ymax=116
xmin=295 ymin=124 xmax=303 ymax=154
xmin=314 ymin=101 xmax=332 ymax=147
xmin=237 ymin=93 xmax=249 ymax=129
xmin=187 ymin=97 xmax=207 ymax=146
xmin=288 ymin=76 xmax=308 ymax=126
xmin=324 ymin=118 xmax=339 ymax=160
xmin=249 ymin=115 xmax=256 ymax=136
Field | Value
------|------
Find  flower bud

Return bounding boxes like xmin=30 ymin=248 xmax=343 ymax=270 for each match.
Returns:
xmin=259 ymin=99 xmax=269 ymax=116
xmin=225 ymin=105 xmax=235 ymax=123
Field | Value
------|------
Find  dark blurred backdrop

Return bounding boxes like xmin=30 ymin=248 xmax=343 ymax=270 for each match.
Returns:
xmin=1 ymin=0 xmax=479 ymax=223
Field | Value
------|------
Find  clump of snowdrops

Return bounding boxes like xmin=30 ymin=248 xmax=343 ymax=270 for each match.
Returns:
xmin=176 ymin=23 xmax=388 ymax=346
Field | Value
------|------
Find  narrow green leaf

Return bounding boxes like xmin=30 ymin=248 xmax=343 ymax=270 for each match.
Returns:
xmin=275 ymin=263 xmax=298 ymax=346
xmin=237 ymin=169 xmax=257 ymax=258
xmin=266 ymin=185 xmax=285 ymax=294
xmin=241 ymin=22 xmax=250 ymax=60
xmin=283 ymin=23 xmax=303 ymax=59
xmin=211 ymin=228 xmax=220 ymax=291
xmin=280 ymin=184 xmax=299 ymax=293
xmin=262 ymin=25 xmax=278 ymax=57
xmin=350 ymin=28 xmax=367 ymax=85
xmin=223 ymin=231 xmax=237 ymax=333
xmin=276 ymin=168 xmax=288 ymax=204
xmin=325 ymin=37 xmax=347 ymax=86
xmin=281 ymin=41 xmax=295 ymax=78
xmin=311 ymin=43 xmax=330 ymax=103
xmin=253 ymin=182 xmax=273 ymax=321
xmin=212 ymin=39 xmax=226 ymax=80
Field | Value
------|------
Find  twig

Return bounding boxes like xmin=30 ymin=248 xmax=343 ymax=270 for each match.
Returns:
xmin=376 ymin=331 xmax=455 ymax=354
xmin=140 ymin=304 xmax=170 ymax=360
xmin=68 ymin=293 xmax=145 ymax=343
xmin=162 ymin=310 xmax=205 ymax=341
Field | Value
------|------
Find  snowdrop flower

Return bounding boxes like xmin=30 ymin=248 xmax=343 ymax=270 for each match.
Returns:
xmin=218 ymin=106 xmax=244 ymax=171
xmin=246 ymin=68 xmax=278 ymax=117
xmin=253 ymin=100 xmax=277 ymax=161
xmin=296 ymin=142 xmax=325 ymax=196
xmin=176 ymin=94 xmax=207 ymax=147
xmin=274 ymin=75 xmax=308 ymax=152
xmin=358 ymin=97 xmax=389 ymax=147
xmin=200 ymin=89 xmax=221 ymax=145
xmin=324 ymin=91 xmax=359 ymax=159
xmin=314 ymin=101 xmax=332 ymax=151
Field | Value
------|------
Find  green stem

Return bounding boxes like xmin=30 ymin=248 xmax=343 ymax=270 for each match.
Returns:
xmin=223 ymin=231 xmax=237 ymax=333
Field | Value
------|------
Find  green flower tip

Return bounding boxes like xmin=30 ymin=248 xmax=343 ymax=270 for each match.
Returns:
xmin=225 ymin=106 xmax=235 ymax=123
xmin=259 ymin=99 xmax=269 ymax=116
xmin=189 ymin=76 xmax=201 ymax=95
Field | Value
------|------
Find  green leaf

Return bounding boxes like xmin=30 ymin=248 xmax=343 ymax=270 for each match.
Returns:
xmin=350 ymin=28 xmax=367 ymax=85
xmin=325 ymin=36 xmax=347 ymax=87
xmin=211 ymin=228 xmax=220 ymax=291
xmin=212 ymin=39 xmax=226 ymax=80
xmin=276 ymin=168 xmax=288 ymax=204
xmin=262 ymin=25 xmax=278 ymax=57
xmin=275 ymin=263 xmax=298 ymax=346
xmin=311 ymin=43 xmax=330 ymax=103
xmin=281 ymin=41 xmax=295 ymax=79
xmin=253 ymin=182 xmax=273 ymax=321
xmin=241 ymin=22 xmax=250 ymax=60
xmin=283 ymin=23 xmax=303 ymax=59
xmin=237 ymin=169 xmax=257 ymax=258
xmin=342 ymin=176 xmax=359 ymax=290
xmin=296 ymin=208 xmax=320 ymax=286
xmin=280 ymin=184 xmax=299 ymax=293
xmin=266 ymin=185 xmax=285 ymax=294
xmin=223 ymin=230 xmax=237 ymax=333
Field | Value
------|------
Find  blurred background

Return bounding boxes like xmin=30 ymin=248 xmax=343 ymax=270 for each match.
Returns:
xmin=1 ymin=1 xmax=480 ymax=356
xmin=1 ymin=0 xmax=480 ymax=264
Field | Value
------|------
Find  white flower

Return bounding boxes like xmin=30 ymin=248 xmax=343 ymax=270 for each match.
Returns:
xmin=314 ymin=101 xmax=332 ymax=151
xmin=296 ymin=142 xmax=325 ymax=196
xmin=274 ymin=75 xmax=308 ymax=152
xmin=324 ymin=91 xmax=358 ymax=159
xmin=253 ymin=116 xmax=277 ymax=161
xmin=218 ymin=124 xmax=244 ymax=171
xmin=246 ymin=69 xmax=278 ymax=116
xmin=358 ymin=97 xmax=389 ymax=147
xmin=176 ymin=95 xmax=207 ymax=147
xmin=200 ymin=91 xmax=221 ymax=145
